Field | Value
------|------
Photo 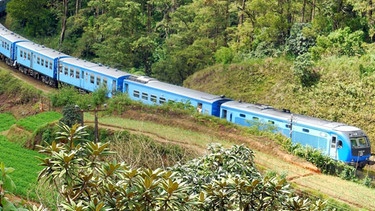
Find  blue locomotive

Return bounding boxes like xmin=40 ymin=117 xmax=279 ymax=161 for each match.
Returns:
xmin=0 ymin=23 xmax=371 ymax=168
xmin=220 ymin=101 xmax=371 ymax=167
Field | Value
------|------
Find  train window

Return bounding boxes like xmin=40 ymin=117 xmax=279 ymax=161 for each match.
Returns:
xmin=337 ymin=140 xmax=343 ymax=148
xmin=286 ymin=124 xmax=291 ymax=128
xmin=150 ymin=95 xmax=157 ymax=102
xmin=240 ymin=114 xmax=246 ymax=118
xmin=75 ymin=70 xmax=80 ymax=79
xmin=159 ymin=97 xmax=166 ymax=104
xmin=268 ymin=120 xmax=275 ymax=124
xmin=45 ymin=59 xmax=49 ymax=68
xmin=302 ymin=128 xmax=309 ymax=133
xmin=133 ymin=90 xmax=140 ymax=98
xmin=24 ymin=52 xmax=27 ymax=59
xmin=6 ymin=43 xmax=9 ymax=50
xmin=70 ymin=68 xmax=74 ymax=77
xmin=103 ymin=78 xmax=107 ymax=86
xmin=64 ymin=67 xmax=68 ymax=75
xmin=142 ymin=93 xmax=148 ymax=100
xmin=253 ymin=117 xmax=259 ymax=120
xmin=28 ymin=53 xmax=31 ymax=60
xmin=41 ymin=59 xmax=44 ymax=66
xmin=20 ymin=50 xmax=23 ymax=57
xmin=90 ymin=74 xmax=94 ymax=83
xmin=351 ymin=137 xmax=369 ymax=148
xmin=2 ymin=41 xmax=4 ymax=48
xmin=37 ymin=57 xmax=40 ymax=64
xmin=96 ymin=76 xmax=101 ymax=85
xmin=49 ymin=62 xmax=52 ymax=69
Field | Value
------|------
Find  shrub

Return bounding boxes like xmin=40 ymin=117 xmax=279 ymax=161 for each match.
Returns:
xmin=214 ymin=47 xmax=234 ymax=64
xmin=310 ymin=27 xmax=364 ymax=60
xmin=293 ymin=53 xmax=320 ymax=87
xmin=286 ymin=23 xmax=316 ymax=56
xmin=37 ymin=124 xmax=329 ymax=210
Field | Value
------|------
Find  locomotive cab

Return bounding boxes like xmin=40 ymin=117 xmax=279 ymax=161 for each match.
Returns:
xmin=338 ymin=128 xmax=371 ymax=168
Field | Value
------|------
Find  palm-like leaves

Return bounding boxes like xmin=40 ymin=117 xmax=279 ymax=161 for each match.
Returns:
xmin=36 ymin=124 xmax=329 ymax=210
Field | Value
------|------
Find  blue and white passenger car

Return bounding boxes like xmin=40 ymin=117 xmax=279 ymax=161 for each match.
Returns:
xmin=220 ymin=101 xmax=371 ymax=167
xmin=58 ymin=58 xmax=130 ymax=97
xmin=16 ymin=42 xmax=70 ymax=86
xmin=123 ymin=75 xmax=231 ymax=116
xmin=0 ymin=25 xmax=28 ymax=66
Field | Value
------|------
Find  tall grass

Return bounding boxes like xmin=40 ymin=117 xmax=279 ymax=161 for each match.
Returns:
xmin=108 ymin=131 xmax=199 ymax=169
xmin=0 ymin=71 xmax=42 ymax=103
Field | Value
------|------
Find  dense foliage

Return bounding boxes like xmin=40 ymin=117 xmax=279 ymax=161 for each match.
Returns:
xmin=36 ymin=124 xmax=331 ymax=210
xmin=5 ymin=0 xmax=374 ymax=85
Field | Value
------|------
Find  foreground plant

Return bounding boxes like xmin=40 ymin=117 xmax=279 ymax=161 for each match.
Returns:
xmin=36 ymin=123 xmax=330 ymax=210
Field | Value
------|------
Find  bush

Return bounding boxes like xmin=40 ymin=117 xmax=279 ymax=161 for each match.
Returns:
xmin=286 ymin=23 xmax=316 ymax=56
xmin=293 ymin=53 xmax=320 ymax=87
xmin=310 ymin=27 xmax=364 ymax=60
xmin=214 ymin=47 xmax=234 ymax=64
xmin=37 ymin=126 xmax=330 ymax=211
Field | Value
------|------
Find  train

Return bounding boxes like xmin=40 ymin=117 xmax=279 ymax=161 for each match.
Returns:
xmin=0 ymin=23 xmax=371 ymax=168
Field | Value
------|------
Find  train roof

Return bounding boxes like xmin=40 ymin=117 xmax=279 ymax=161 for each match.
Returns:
xmin=17 ymin=42 xmax=69 ymax=58
xmin=59 ymin=57 xmax=130 ymax=78
xmin=126 ymin=75 xmax=229 ymax=103
xmin=0 ymin=26 xmax=28 ymax=43
xmin=221 ymin=101 xmax=361 ymax=131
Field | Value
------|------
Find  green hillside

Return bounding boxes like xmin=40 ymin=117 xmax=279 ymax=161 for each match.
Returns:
xmin=184 ymin=54 xmax=375 ymax=151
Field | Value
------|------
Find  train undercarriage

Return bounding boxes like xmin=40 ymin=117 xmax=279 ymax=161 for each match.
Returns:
xmin=0 ymin=54 xmax=58 ymax=88
xmin=16 ymin=64 xmax=58 ymax=88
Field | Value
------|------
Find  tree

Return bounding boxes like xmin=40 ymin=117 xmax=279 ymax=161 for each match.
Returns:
xmin=59 ymin=0 xmax=69 ymax=45
xmin=60 ymin=105 xmax=82 ymax=127
xmin=6 ymin=0 xmax=58 ymax=36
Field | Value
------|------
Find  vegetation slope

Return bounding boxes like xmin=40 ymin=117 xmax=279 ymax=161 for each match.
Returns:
xmin=185 ymin=55 xmax=375 ymax=153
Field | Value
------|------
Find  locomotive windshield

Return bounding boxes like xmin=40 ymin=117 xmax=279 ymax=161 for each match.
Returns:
xmin=350 ymin=137 xmax=369 ymax=149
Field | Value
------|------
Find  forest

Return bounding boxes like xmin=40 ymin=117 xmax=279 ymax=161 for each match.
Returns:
xmin=5 ymin=0 xmax=373 ymax=85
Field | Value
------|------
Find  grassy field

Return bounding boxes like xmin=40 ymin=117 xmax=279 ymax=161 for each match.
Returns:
xmin=0 ymin=111 xmax=61 ymax=201
xmin=0 ymin=135 xmax=44 ymax=199
xmin=0 ymin=113 xmax=16 ymax=132
xmin=16 ymin=111 xmax=61 ymax=132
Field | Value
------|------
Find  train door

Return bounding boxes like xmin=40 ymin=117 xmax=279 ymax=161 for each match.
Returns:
xmin=329 ymin=135 xmax=337 ymax=159
xmin=81 ymin=70 xmax=85 ymax=88
xmin=112 ymin=80 xmax=116 ymax=93
xmin=124 ymin=83 xmax=129 ymax=94
xmin=221 ymin=109 xmax=227 ymax=119
xmin=29 ymin=51 xmax=34 ymax=69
